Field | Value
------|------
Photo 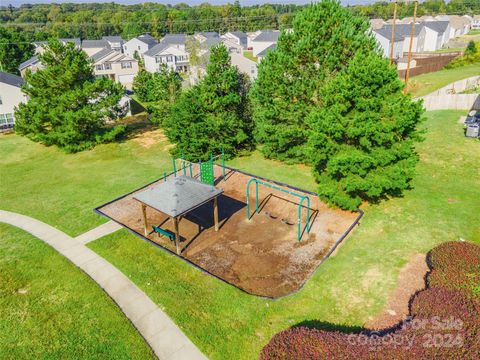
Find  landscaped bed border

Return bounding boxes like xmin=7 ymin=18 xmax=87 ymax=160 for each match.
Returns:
xmin=93 ymin=164 xmax=364 ymax=299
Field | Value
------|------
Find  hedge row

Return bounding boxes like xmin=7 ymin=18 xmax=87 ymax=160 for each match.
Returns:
xmin=261 ymin=241 xmax=480 ymax=360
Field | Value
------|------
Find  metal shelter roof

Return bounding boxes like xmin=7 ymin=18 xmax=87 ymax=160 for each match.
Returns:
xmin=133 ymin=176 xmax=223 ymax=218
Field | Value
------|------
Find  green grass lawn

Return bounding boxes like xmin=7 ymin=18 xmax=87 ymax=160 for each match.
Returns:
xmin=243 ymin=51 xmax=258 ymax=63
xmin=1 ymin=110 xmax=479 ymax=359
xmin=408 ymin=63 xmax=480 ymax=97
xmin=0 ymin=224 xmax=154 ymax=359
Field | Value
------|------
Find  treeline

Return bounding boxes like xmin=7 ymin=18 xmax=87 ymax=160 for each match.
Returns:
xmin=0 ymin=2 xmax=300 ymax=41
xmin=350 ymin=0 xmax=480 ymax=20
xmin=1 ymin=0 xmax=479 ymax=43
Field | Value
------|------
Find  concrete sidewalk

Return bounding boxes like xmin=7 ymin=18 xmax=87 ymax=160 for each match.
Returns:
xmin=0 ymin=210 xmax=207 ymax=360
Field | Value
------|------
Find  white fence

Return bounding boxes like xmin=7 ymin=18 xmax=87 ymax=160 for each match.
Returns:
xmin=420 ymin=76 xmax=480 ymax=110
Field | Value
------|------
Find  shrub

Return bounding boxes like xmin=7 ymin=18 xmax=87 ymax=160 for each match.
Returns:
xmin=261 ymin=241 xmax=480 ymax=359
xmin=428 ymin=241 xmax=480 ymax=298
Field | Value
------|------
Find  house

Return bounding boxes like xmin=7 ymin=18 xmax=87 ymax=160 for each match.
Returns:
xmin=102 ymin=36 xmax=125 ymax=52
xmin=222 ymin=31 xmax=248 ymax=49
xmin=230 ymin=53 xmax=257 ymax=80
xmin=370 ymin=19 xmax=386 ymax=30
xmin=472 ymin=15 xmax=480 ymax=30
xmin=372 ymin=27 xmax=405 ymax=59
xmin=18 ymin=55 xmax=42 ymax=77
xmin=90 ymin=49 xmax=139 ymax=89
xmin=257 ymin=43 xmax=276 ymax=62
xmin=250 ymin=30 xmax=280 ymax=57
xmin=143 ymin=34 xmax=189 ymax=73
xmin=82 ymin=39 xmax=110 ymax=57
xmin=422 ymin=21 xmax=451 ymax=51
xmin=221 ymin=38 xmax=244 ymax=54
xmin=194 ymin=32 xmax=220 ymax=43
xmin=381 ymin=23 xmax=427 ymax=54
xmin=122 ymin=34 xmax=158 ymax=59
xmin=0 ymin=72 xmax=27 ymax=131
xmin=449 ymin=15 xmax=471 ymax=38
xmin=33 ymin=38 xmax=81 ymax=54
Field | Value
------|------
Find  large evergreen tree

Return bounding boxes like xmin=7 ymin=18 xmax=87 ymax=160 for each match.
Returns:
xmin=0 ymin=27 xmax=34 ymax=74
xmin=308 ymin=52 xmax=424 ymax=210
xmin=15 ymin=39 xmax=126 ymax=152
xmin=250 ymin=0 xmax=377 ymax=163
xmin=164 ymin=44 xmax=252 ymax=160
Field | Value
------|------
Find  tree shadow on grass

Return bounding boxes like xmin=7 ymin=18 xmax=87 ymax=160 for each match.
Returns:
xmin=294 ymin=320 xmax=365 ymax=334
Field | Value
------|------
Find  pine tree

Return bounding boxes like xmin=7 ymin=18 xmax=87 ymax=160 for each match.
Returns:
xmin=0 ymin=28 xmax=34 ymax=74
xmin=164 ymin=44 xmax=252 ymax=160
xmin=250 ymin=0 xmax=377 ymax=163
xmin=307 ymin=52 xmax=424 ymax=210
xmin=14 ymin=39 xmax=125 ymax=152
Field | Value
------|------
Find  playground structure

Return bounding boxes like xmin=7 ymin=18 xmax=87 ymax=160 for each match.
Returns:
xmin=95 ymin=153 xmax=360 ymax=298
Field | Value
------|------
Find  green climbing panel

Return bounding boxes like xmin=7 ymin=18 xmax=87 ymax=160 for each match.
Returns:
xmin=200 ymin=158 xmax=214 ymax=186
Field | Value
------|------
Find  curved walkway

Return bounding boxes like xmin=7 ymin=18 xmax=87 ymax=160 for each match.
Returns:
xmin=0 ymin=210 xmax=207 ymax=360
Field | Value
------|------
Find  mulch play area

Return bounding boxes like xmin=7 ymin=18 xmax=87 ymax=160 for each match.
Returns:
xmin=95 ymin=164 xmax=360 ymax=298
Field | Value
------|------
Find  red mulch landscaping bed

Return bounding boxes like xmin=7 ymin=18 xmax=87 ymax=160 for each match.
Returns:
xmin=261 ymin=241 xmax=480 ymax=359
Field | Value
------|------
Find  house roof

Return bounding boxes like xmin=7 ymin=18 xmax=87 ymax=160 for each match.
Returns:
xmin=90 ymin=49 xmax=135 ymax=63
xmin=449 ymin=15 xmax=470 ymax=29
xmin=257 ymin=43 xmax=277 ymax=57
xmin=0 ymin=71 xmax=24 ymax=87
xmin=374 ymin=27 xmax=406 ymax=42
xmin=90 ymin=48 xmax=116 ymax=62
xmin=197 ymin=31 xmax=219 ymax=38
xmin=380 ymin=23 xmax=425 ymax=39
xmin=229 ymin=31 xmax=247 ymax=40
xmin=133 ymin=176 xmax=223 ymax=218
xmin=82 ymin=39 xmax=110 ymax=48
xmin=423 ymin=21 xmax=449 ymax=34
xmin=253 ymin=30 xmax=280 ymax=42
xmin=136 ymin=34 xmax=158 ymax=46
xmin=162 ymin=34 xmax=187 ymax=45
xmin=102 ymin=36 xmax=124 ymax=43
xmin=144 ymin=43 xmax=168 ymax=57
xmin=144 ymin=34 xmax=187 ymax=57
xmin=18 ymin=55 xmax=39 ymax=71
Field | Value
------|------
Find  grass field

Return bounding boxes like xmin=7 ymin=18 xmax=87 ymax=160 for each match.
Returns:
xmin=2 ymin=110 xmax=478 ymax=358
xmin=408 ymin=63 xmax=480 ymax=97
xmin=0 ymin=224 xmax=154 ymax=359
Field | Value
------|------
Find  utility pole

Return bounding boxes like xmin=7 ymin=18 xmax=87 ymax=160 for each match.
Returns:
xmin=390 ymin=0 xmax=398 ymax=65
xmin=404 ymin=0 xmax=418 ymax=93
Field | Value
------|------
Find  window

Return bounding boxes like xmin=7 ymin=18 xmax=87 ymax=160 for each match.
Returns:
xmin=166 ymin=55 xmax=174 ymax=62
xmin=155 ymin=56 xmax=161 ymax=63
xmin=138 ymin=46 xmax=141 ymax=50
xmin=95 ymin=64 xmax=104 ymax=71
xmin=104 ymin=63 xmax=112 ymax=70
xmin=0 ymin=113 xmax=15 ymax=128
xmin=121 ymin=62 xmax=132 ymax=69
xmin=0 ymin=96 xmax=2 ymax=105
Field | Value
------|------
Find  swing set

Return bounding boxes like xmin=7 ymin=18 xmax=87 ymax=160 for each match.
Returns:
xmin=246 ymin=178 xmax=311 ymax=241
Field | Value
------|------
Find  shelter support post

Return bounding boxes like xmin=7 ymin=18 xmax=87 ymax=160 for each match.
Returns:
xmin=173 ymin=216 xmax=180 ymax=254
xmin=141 ymin=203 xmax=148 ymax=236
xmin=213 ymin=197 xmax=219 ymax=231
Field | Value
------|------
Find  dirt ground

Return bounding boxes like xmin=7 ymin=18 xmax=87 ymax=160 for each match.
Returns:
xmin=96 ymin=165 xmax=359 ymax=298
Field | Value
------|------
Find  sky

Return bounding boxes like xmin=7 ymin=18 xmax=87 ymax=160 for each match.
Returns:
xmin=4 ymin=0 xmax=377 ymax=7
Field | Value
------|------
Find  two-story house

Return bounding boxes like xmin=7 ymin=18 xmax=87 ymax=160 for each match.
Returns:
xmin=143 ymin=34 xmax=189 ymax=73
xmin=222 ymin=31 xmax=248 ymax=49
xmin=90 ymin=49 xmax=139 ymax=89
xmin=472 ymin=15 xmax=480 ymax=29
xmin=372 ymin=27 xmax=405 ymax=59
xmin=249 ymin=30 xmax=280 ymax=57
xmin=0 ymin=72 xmax=27 ymax=131
xmin=123 ymin=34 xmax=158 ymax=59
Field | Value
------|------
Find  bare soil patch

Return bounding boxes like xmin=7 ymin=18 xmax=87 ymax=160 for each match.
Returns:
xmin=96 ymin=165 xmax=359 ymax=298
xmin=365 ymin=253 xmax=429 ymax=330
